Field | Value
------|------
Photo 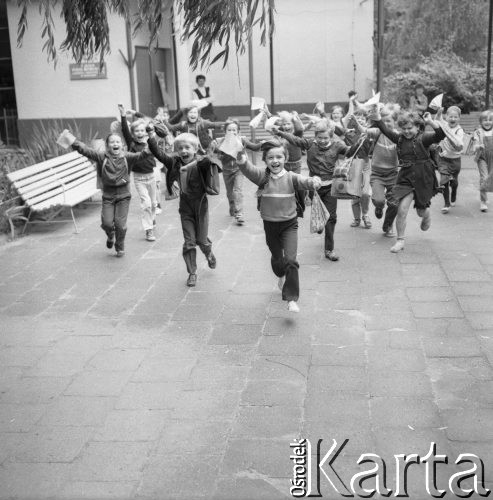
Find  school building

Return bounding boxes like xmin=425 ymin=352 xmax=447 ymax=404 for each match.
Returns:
xmin=1 ymin=0 xmax=375 ymax=147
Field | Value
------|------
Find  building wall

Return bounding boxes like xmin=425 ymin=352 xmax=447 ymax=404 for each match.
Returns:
xmin=6 ymin=0 xmax=374 ymax=144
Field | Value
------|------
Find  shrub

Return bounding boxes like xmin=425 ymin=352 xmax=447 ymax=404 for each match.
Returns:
xmin=383 ymin=50 xmax=486 ymax=112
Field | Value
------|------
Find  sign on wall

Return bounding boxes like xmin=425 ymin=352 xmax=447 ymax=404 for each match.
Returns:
xmin=69 ymin=62 xmax=107 ymax=80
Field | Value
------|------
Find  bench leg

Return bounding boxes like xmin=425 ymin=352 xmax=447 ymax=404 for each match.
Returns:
xmin=21 ymin=209 xmax=32 ymax=235
xmin=70 ymin=208 xmax=80 ymax=234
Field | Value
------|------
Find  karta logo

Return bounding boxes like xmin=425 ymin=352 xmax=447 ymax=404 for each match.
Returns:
xmin=289 ymin=439 xmax=491 ymax=498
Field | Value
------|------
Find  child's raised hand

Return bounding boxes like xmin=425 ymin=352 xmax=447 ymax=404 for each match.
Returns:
xmin=118 ymin=104 xmax=126 ymax=116
xmin=312 ymin=176 xmax=322 ymax=190
xmin=236 ymin=151 xmax=247 ymax=165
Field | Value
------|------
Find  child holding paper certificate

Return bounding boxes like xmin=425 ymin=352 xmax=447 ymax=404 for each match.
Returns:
xmin=212 ymin=119 xmax=262 ymax=224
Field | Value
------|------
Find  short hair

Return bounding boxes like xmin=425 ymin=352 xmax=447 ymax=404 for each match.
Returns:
xmin=331 ymin=105 xmax=344 ymax=115
xmin=130 ymin=118 xmax=146 ymax=132
xmin=105 ymin=133 xmax=122 ymax=147
xmin=353 ymin=108 xmax=368 ymax=118
xmin=415 ymin=83 xmax=425 ymax=90
xmin=348 ymin=90 xmax=357 ymax=98
xmin=396 ymin=111 xmax=423 ymax=129
xmin=134 ymin=111 xmax=145 ymax=119
xmin=195 ymin=74 xmax=206 ymax=83
xmin=260 ymin=137 xmax=288 ymax=161
xmin=223 ymin=118 xmax=239 ymax=132
xmin=277 ymin=111 xmax=292 ymax=123
xmin=446 ymin=106 xmax=461 ymax=116
xmin=479 ymin=110 xmax=493 ymax=124
xmin=314 ymin=119 xmax=335 ymax=135
xmin=174 ymin=133 xmax=200 ymax=150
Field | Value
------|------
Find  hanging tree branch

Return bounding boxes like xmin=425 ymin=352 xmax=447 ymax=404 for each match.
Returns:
xmin=15 ymin=0 xmax=275 ymax=69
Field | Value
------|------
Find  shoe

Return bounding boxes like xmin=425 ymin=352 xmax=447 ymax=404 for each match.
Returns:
xmin=155 ymin=206 xmax=162 ymax=215
xmin=350 ymin=219 xmax=360 ymax=227
xmin=390 ymin=239 xmax=405 ymax=253
xmin=116 ymin=250 xmax=125 ymax=258
xmin=106 ymin=232 xmax=115 ymax=249
xmin=441 ymin=206 xmax=449 ymax=214
xmin=235 ymin=214 xmax=245 ymax=225
xmin=450 ymin=202 xmax=456 ymax=207
xmin=362 ymin=215 xmax=372 ymax=229
xmin=153 ymin=219 xmax=156 ymax=226
xmin=186 ymin=273 xmax=197 ymax=287
xmin=287 ymin=301 xmax=300 ymax=313
xmin=206 ymin=252 xmax=217 ymax=269
xmin=278 ymin=276 xmax=285 ymax=291
xmin=384 ymin=229 xmax=396 ymax=238
xmin=229 ymin=207 xmax=235 ymax=216
xmin=145 ymin=229 xmax=156 ymax=241
xmin=375 ymin=207 xmax=383 ymax=219
xmin=420 ymin=212 xmax=431 ymax=231
xmin=325 ymin=250 xmax=339 ymax=261
xmin=481 ymin=202 xmax=488 ymax=212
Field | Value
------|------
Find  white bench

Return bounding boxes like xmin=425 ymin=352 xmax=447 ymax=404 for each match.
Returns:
xmin=6 ymin=151 xmax=100 ymax=239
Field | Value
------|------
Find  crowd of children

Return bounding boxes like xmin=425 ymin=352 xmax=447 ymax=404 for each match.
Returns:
xmin=65 ymin=84 xmax=493 ymax=313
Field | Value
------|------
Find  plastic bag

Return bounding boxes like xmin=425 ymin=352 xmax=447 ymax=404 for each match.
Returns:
xmin=164 ymin=181 xmax=180 ymax=200
xmin=310 ymin=191 xmax=329 ymax=233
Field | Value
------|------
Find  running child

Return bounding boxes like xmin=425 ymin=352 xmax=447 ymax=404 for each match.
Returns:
xmin=436 ymin=106 xmax=464 ymax=213
xmin=146 ymin=128 xmax=218 ymax=287
xmin=368 ymin=108 xmax=445 ymax=253
xmin=236 ymin=138 xmax=322 ymax=312
xmin=472 ymin=110 xmax=493 ymax=212
xmin=71 ymin=133 xmax=152 ymax=257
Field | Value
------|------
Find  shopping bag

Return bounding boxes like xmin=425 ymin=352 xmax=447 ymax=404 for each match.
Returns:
xmin=164 ymin=181 xmax=180 ymax=200
xmin=331 ymin=157 xmax=365 ymax=199
xmin=462 ymin=133 xmax=474 ymax=155
xmin=310 ymin=191 xmax=330 ymax=234
xmin=56 ymin=129 xmax=76 ymax=149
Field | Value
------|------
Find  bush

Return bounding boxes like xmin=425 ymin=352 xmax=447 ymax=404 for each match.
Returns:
xmin=383 ymin=50 xmax=486 ymax=112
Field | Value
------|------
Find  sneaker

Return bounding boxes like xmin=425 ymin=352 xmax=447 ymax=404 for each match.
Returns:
xmin=390 ymin=239 xmax=405 ymax=253
xmin=278 ymin=276 xmax=285 ymax=291
xmin=481 ymin=202 xmax=488 ymax=212
xmin=362 ymin=215 xmax=372 ymax=229
xmin=116 ymin=250 xmax=125 ymax=258
xmin=106 ymin=232 xmax=115 ymax=249
xmin=186 ymin=273 xmax=197 ymax=287
xmin=155 ymin=206 xmax=162 ymax=215
xmin=287 ymin=301 xmax=300 ymax=313
xmin=350 ymin=219 xmax=361 ymax=227
xmin=235 ymin=214 xmax=245 ymax=225
xmin=325 ymin=250 xmax=339 ymax=261
xmin=450 ymin=202 xmax=456 ymax=207
xmin=145 ymin=229 xmax=156 ymax=241
xmin=384 ymin=229 xmax=396 ymax=238
xmin=206 ymin=252 xmax=217 ymax=269
xmin=375 ymin=207 xmax=383 ymax=219
xmin=441 ymin=206 xmax=449 ymax=214
xmin=420 ymin=212 xmax=431 ymax=231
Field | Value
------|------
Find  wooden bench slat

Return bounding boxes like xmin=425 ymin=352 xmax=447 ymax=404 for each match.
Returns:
xmin=31 ymin=179 xmax=99 ymax=211
xmin=7 ymin=151 xmax=83 ymax=182
xmin=17 ymin=164 xmax=96 ymax=199
xmin=27 ymin=171 xmax=97 ymax=207
xmin=12 ymin=157 xmax=91 ymax=190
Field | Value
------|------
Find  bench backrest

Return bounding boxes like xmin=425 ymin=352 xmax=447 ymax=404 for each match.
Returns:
xmin=7 ymin=151 xmax=97 ymax=207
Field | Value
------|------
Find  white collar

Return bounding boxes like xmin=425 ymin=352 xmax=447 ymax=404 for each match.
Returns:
xmin=270 ymin=169 xmax=287 ymax=179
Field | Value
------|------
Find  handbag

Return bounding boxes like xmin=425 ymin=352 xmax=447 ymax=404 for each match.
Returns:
xmin=331 ymin=140 xmax=366 ymax=199
xmin=310 ymin=191 xmax=330 ymax=233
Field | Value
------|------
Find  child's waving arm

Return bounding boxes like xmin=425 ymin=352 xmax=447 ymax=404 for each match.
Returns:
xmin=274 ymin=129 xmax=310 ymax=150
xmin=292 ymin=173 xmax=322 ymax=191
xmin=118 ymin=104 xmax=133 ymax=147
xmin=421 ymin=112 xmax=446 ymax=147
xmin=236 ymin=152 xmax=265 ymax=186
xmin=146 ymin=131 xmax=174 ymax=170
xmin=71 ymin=140 xmax=105 ymax=163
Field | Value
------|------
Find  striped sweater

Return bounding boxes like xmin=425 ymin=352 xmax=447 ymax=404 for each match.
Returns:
xmin=238 ymin=161 xmax=317 ymax=222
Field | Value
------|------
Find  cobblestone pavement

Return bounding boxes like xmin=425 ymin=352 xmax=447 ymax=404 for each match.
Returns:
xmin=0 ymin=156 xmax=492 ymax=499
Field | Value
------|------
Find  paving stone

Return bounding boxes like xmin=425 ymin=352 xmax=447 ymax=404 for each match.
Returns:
xmin=304 ymin=393 xmax=370 ymax=425
xmin=213 ymin=477 xmax=289 ymax=500
xmin=411 ymin=300 xmax=464 ymax=318
xmin=0 ymin=346 xmax=47 ymax=367
xmin=257 ymin=335 xmax=311 ymax=356
xmin=442 ymin=408 xmax=493 ymax=441
xmin=406 ymin=286 xmax=456 ymax=302
xmin=131 ymin=356 xmax=196 ymax=383
xmin=422 ymin=336 xmax=482 ymax=357
xmin=0 ymin=376 xmax=70 ymax=404
xmin=217 ymin=306 xmax=268 ymax=325
xmin=249 ymin=356 xmax=309 ymax=382
xmin=208 ymin=323 xmax=263 ymax=345
xmin=452 ymin=282 xmax=493 ymax=296
xmin=38 ymin=396 xmax=116 ymax=427
xmin=458 ymin=296 xmax=493 ymax=312
xmin=308 ymin=366 xmax=367 ymax=393
xmin=93 ymin=409 xmax=169 ymax=441
xmin=367 ymin=348 xmax=426 ymax=372
xmin=232 ymin=406 xmax=301 ymax=439
xmin=59 ymin=481 xmax=138 ymax=499
xmin=87 ymin=348 xmax=149 ymax=371
xmin=69 ymin=441 xmax=153 ymax=481
xmin=465 ymin=312 xmax=493 ymax=330
xmin=64 ymin=371 xmax=132 ymax=397
xmin=197 ymin=345 xmax=256 ymax=366
xmin=241 ymin=380 xmax=305 ymax=407
xmin=369 ymin=371 xmax=433 ymax=398
xmin=186 ymin=365 xmax=249 ymax=390
xmin=370 ymin=397 xmax=442 ymax=428
xmin=311 ymin=344 xmax=366 ymax=366
xmin=168 ymin=390 xmax=241 ymax=421
xmin=0 ymin=403 xmax=46 ymax=432
xmin=11 ymin=425 xmax=94 ymax=463
xmin=115 ymin=382 xmax=183 ymax=410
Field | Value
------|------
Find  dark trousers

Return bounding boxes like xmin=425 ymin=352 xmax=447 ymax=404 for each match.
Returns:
xmin=179 ymin=195 xmax=212 ymax=274
xmin=263 ymin=217 xmax=299 ymax=302
xmin=318 ymin=185 xmax=338 ymax=252
xmin=101 ymin=191 xmax=131 ymax=252
xmin=442 ymin=179 xmax=458 ymax=207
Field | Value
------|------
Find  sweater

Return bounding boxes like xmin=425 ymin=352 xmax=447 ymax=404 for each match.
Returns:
xmin=121 ymin=116 xmax=156 ymax=174
xmin=238 ymin=161 xmax=317 ymax=222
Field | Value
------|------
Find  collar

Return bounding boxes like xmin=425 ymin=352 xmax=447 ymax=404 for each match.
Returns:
xmin=270 ymin=169 xmax=287 ymax=179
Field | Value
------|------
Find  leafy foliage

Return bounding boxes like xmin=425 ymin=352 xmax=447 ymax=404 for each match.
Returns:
xmin=383 ymin=50 xmax=485 ymax=112
xmin=15 ymin=0 xmax=275 ymax=70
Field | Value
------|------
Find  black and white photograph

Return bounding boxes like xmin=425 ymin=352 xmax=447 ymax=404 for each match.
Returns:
xmin=0 ymin=0 xmax=492 ymax=498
